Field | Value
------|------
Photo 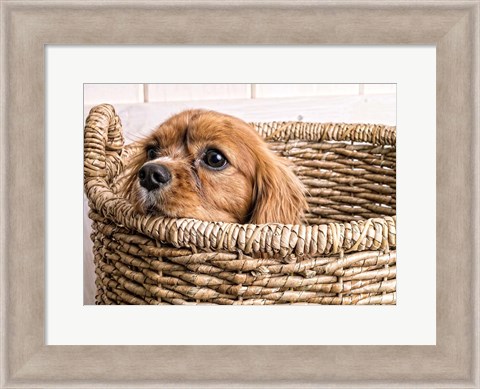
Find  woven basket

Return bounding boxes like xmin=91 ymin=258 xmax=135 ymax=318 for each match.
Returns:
xmin=84 ymin=104 xmax=396 ymax=305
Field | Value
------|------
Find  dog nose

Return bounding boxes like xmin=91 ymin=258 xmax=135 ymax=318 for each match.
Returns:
xmin=138 ymin=164 xmax=172 ymax=191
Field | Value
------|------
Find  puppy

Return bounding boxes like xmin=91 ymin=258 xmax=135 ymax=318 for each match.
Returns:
xmin=125 ymin=110 xmax=307 ymax=224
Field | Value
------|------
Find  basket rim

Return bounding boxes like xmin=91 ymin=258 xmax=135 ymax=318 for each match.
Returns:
xmin=250 ymin=120 xmax=396 ymax=146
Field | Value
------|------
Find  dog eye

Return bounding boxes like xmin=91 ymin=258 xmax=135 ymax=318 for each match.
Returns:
xmin=146 ymin=147 xmax=157 ymax=160
xmin=202 ymin=149 xmax=228 ymax=170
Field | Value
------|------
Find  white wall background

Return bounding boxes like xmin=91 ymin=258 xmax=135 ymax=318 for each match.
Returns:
xmin=83 ymin=83 xmax=396 ymax=304
xmin=84 ymin=83 xmax=396 ymax=104
xmin=83 ymin=83 xmax=396 ymax=144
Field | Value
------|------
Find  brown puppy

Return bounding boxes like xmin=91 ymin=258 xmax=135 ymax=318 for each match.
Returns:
xmin=125 ymin=110 xmax=307 ymax=224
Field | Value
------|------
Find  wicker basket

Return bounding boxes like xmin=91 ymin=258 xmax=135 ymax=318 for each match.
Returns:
xmin=84 ymin=104 xmax=396 ymax=305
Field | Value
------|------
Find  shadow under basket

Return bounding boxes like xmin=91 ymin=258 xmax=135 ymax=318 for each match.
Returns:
xmin=84 ymin=104 xmax=396 ymax=305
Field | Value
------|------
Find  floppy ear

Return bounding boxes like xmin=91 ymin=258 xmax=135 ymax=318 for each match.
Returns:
xmin=249 ymin=154 xmax=307 ymax=225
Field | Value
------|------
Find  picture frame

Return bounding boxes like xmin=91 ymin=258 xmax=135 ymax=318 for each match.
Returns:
xmin=1 ymin=1 xmax=478 ymax=387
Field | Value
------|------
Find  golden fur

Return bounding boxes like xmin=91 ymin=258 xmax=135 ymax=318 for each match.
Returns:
xmin=124 ymin=110 xmax=307 ymax=224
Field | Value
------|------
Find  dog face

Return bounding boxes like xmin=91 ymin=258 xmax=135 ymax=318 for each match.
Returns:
xmin=126 ymin=110 xmax=307 ymax=224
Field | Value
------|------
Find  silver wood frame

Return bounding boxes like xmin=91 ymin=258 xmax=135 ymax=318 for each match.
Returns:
xmin=0 ymin=1 xmax=479 ymax=387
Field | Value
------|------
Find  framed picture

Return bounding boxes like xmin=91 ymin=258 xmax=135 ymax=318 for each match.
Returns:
xmin=1 ymin=1 xmax=478 ymax=387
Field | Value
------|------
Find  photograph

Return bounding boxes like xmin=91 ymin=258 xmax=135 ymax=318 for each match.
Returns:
xmin=83 ymin=83 xmax=397 ymax=305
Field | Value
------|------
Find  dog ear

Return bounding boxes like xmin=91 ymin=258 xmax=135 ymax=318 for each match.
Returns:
xmin=249 ymin=154 xmax=307 ymax=225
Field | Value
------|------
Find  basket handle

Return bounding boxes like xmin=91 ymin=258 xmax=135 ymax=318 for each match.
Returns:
xmin=84 ymin=104 xmax=125 ymax=184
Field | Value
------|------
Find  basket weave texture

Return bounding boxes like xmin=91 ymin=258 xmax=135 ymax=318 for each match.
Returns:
xmin=84 ymin=104 xmax=396 ymax=305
